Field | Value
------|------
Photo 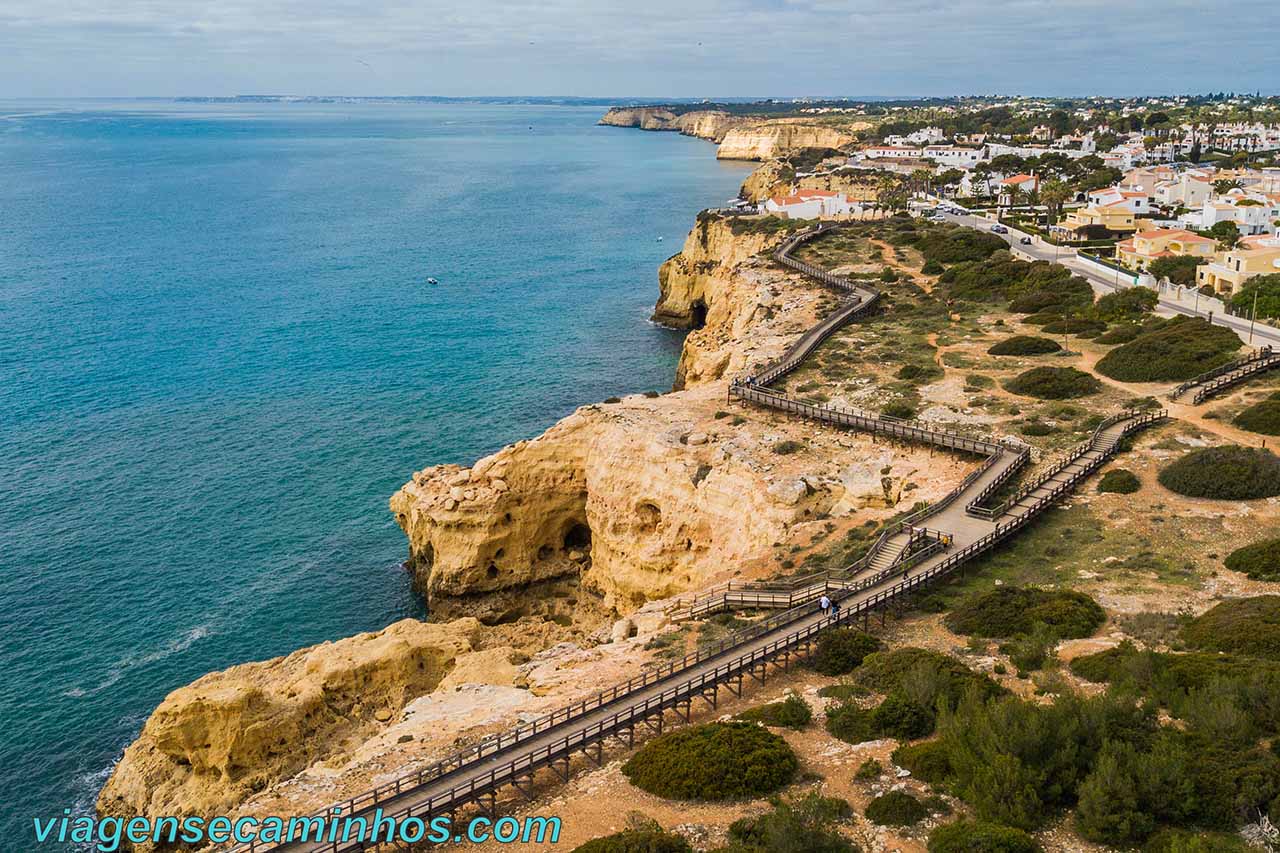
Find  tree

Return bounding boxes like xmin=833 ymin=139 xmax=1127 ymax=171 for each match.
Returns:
xmin=1004 ymin=182 xmax=1024 ymax=209
xmin=1148 ymin=255 xmax=1207 ymax=287
xmin=910 ymin=168 xmax=933 ymax=198
xmin=1075 ymin=742 xmax=1155 ymax=846
xmin=1230 ymin=273 xmax=1280 ymax=320
xmin=1040 ymin=179 xmax=1071 ymax=226
xmin=1208 ymin=220 xmax=1241 ymax=249
xmin=1189 ymin=140 xmax=1202 ymax=163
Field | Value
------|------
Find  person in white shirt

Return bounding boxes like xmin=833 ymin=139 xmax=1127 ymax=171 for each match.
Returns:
xmin=819 ymin=595 xmax=832 ymax=616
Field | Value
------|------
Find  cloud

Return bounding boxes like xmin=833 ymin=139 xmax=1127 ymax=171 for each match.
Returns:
xmin=1 ymin=0 xmax=1276 ymax=97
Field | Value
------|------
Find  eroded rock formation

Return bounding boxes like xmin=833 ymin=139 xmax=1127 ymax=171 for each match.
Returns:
xmin=598 ymin=108 xmax=750 ymax=142
xmin=715 ymin=122 xmax=861 ymax=161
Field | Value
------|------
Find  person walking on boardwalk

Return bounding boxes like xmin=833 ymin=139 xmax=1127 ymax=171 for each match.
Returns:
xmin=819 ymin=594 xmax=832 ymax=616
xmin=831 ymin=599 xmax=841 ymax=618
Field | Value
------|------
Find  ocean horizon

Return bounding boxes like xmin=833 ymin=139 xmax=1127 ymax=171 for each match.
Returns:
xmin=0 ymin=99 xmax=751 ymax=841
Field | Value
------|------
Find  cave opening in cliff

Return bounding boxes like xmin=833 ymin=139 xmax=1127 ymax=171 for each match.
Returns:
xmin=563 ymin=521 xmax=591 ymax=551
xmin=689 ymin=299 xmax=708 ymax=330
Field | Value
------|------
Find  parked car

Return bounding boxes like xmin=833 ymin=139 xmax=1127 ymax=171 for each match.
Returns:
xmin=990 ymin=224 xmax=1009 ymax=234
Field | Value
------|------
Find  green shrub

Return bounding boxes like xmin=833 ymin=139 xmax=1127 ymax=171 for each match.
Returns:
xmin=1094 ymin=287 xmax=1157 ymax=322
xmin=727 ymin=793 xmax=856 ymax=853
xmin=1233 ymin=398 xmax=1280 ymax=435
xmin=1095 ymin=316 xmax=1241 ymax=382
xmin=999 ymin=624 xmax=1060 ymax=673
xmin=1095 ymin=324 xmax=1143 ymax=345
xmin=1019 ymin=421 xmax=1054 ymax=436
xmin=1040 ymin=317 xmax=1108 ymax=337
xmin=1182 ymin=596 xmax=1280 ymax=658
xmin=810 ymin=629 xmax=882 ymax=675
xmin=882 ymin=401 xmax=917 ymax=420
xmin=922 ymin=260 xmax=945 ymax=275
xmin=919 ymin=229 xmax=1009 ymax=265
xmin=1004 ymin=366 xmax=1102 ymax=399
xmin=927 ymin=820 xmax=1038 ymax=853
xmin=1007 ymin=290 xmax=1067 ymax=314
xmin=1147 ymin=255 xmax=1207 ymax=288
xmin=736 ymin=694 xmax=813 ymax=729
xmin=1157 ymin=445 xmax=1280 ymax=500
xmin=855 ymin=758 xmax=882 ymax=780
xmin=871 ymin=692 xmax=937 ymax=740
xmin=987 ymin=335 xmax=1061 ymax=356
xmin=893 ymin=740 xmax=954 ymax=785
xmin=865 ymin=791 xmax=928 ymax=826
xmin=825 ymin=702 xmax=876 ymax=745
xmin=881 ymin=266 xmax=900 ymax=282
xmin=1224 ymin=538 xmax=1280 ymax=580
xmin=1098 ymin=469 xmax=1141 ymax=494
xmin=897 ymin=363 xmax=942 ymax=381
xmin=1021 ymin=311 xmax=1064 ymax=326
xmin=855 ymin=648 xmax=1004 ymax=707
xmin=572 ymin=830 xmax=693 ymax=853
xmin=773 ymin=439 xmax=805 ymax=455
xmin=817 ymin=683 xmax=870 ymax=701
xmin=945 ymin=587 xmax=1105 ymax=639
xmin=621 ymin=722 xmax=798 ymax=801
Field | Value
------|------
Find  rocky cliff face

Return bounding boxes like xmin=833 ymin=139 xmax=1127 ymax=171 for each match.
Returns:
xmin=97 ymin=618 xmax=482 ymax=830
xmin=715 ymin=122 xmax=859 ymax=161
xmin=598 ymin=108 xmax=749 ymax=143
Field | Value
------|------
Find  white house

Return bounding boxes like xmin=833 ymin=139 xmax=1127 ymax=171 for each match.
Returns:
xmin=1152 ymin=171 xmax=1214 ymax=208
xmin=858 ymin=146 xmax=921 ymax=160
xmin=1087 ymin=187 xmax=1150 ymax=215
xmin=907 ymin=126 xmax=946 ymax=145
xmin=922 ymin=145 xmax=985 ymax=169
xmin=1189 ymin=191 xmax=1280 ymax=236
xmin=763 ymin=189 xmax=860 ymax=219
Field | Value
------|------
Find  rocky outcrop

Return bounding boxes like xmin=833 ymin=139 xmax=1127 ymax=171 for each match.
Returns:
xmin=739 ymin=159 xmax=886 ymax=203
xmin=598 ymin=108 xmax=751 ymax=143
xmin=97 ymin=618 xmax=482 ymax=830
xmin=716 ymin=122 xmax=858 ymax=161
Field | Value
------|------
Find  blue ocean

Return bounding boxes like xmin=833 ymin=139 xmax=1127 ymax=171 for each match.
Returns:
xmin=0 ymin=100 xmax=750 ymax=841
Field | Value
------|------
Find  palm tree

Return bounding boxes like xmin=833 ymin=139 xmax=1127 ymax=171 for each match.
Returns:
xmin=1039 ymin=179 xmax=1071 ymax=228
xmin=1004 ymin=182 xmax=1023 ymax=211
xmin=910 ymin=168 xmax=933 ymax=199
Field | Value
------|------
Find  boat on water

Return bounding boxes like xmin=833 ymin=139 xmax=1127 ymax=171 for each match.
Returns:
xmin=427 ymin=277 xmax=439 ymax=285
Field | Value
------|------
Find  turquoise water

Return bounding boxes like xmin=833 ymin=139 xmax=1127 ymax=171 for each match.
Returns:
xmin=0 ymin=101 xmax=750 ymax=841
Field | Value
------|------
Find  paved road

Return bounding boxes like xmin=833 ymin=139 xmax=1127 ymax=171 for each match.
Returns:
xmin=939 ymin=209 xmax=1280 ymax=349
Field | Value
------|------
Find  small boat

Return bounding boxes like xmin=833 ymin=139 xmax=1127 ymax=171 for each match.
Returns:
xmin=656 ymin=236 xmax=663 ymax=242
xmin=426 ymin=277 xmax=438 ymax=285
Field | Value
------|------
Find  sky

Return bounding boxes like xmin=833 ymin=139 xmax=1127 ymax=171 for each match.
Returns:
xmin=2 ymin=0 xmax=1278 ymax=99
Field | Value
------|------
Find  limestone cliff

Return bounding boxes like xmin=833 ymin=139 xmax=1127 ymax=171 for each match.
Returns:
xmin=716 ymin=122 xmax=859 ymax=161
xmin=598 ymin=108 xmax=750 ymax=143
xmin=97 ymin=618 xmax=482 ymax=829
xmin=739 ymin=160 xmax=886 ymax=204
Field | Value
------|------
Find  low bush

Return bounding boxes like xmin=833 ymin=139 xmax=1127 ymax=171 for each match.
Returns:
xmin=1098 ymin=469 xmax=1141 ymax=494
xmin=620 ymin=722 xmax=798 ymax=801
xmin=1095 ymin=324 xmax=1143 ymax=345
xmin=1007 ymin=290 xmax=1067 ymax=314
xmin=825 ymin=702 xmax=876 ymax=745
xmin=871 ymin=692 xmax=937 ymax=740
xmin=1181 ymin=596 xmax=1280 ymax=658
xmin=1004 ymin=366 xmax=1102 ymax=400
xmin=897 ymin=363 xmax=942 ymax=381
xmin=1021 ymin=311 xmax=1064 ymax=326
xmin=882 ymin=401 xmax=917 ymax=420
xmin=1095 ymin=316 xmax=1241 ymax=382
xmin=892 ymin=740 xmax=954 ymax=785
xmin=736 ymin=694 xmax=813 ymax=729
xmin=922 ymin=260 xmax=944 ymax=275
xmin=855 ymin=758 xmax=882 ymax=780
xmin=945 ymin=587 xmax=1105 ymax=639
xmin=773 ymin=439 xmax=805 ymax=455
xmin=1142 ymin=828 xmax=1254 ymax=853
xmin=572 ymin=830 xmax=692 ymax=853
xmin=727 ymin=793 xmax=856 ymax=853
xmin=817 ymin=683 xmax=870 ymax=701
xmin=1094 ymin=287 xmax=1157 ymax=322
xmin=1157 ymin=445 xmax=1280 ymax=500
xmin=927 ymin=820 xmax=1038 ymax=853
xmin=919 ymin=228 xmax=1009 ymax=266
xmin=987 ymin=335 xmax=1061 ymax=356
xmin=865 ymin=791 xmax=928 ymax=826
xmin=1040 ymin=317 xmax=1108 ymax=337
xmin=1019 ymin=421 xmax=1055 ymax=436
xmin=881 ymin=266 xmax=900 ymax=282
xmin=1224 ymin=538 xmax=1280 ymax=580
xmin=810 ymin=629 xmax=882 ymax=675
xmin=1233 ymin=398 xmax=1280 ymax=435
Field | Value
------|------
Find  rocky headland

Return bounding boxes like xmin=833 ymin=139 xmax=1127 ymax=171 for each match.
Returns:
xmin=97 ymin=159 xmax=971 ymax=846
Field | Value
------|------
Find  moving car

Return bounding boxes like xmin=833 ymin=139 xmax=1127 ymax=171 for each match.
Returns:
xmin=1019 ymin=236 xmax=1033 ymax=245
xmin=990 ymin=224 xmax=1008 ymax=234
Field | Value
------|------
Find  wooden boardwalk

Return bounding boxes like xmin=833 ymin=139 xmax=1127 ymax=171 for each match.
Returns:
xmin=226 ymin=221 xmax=1165 ymax=853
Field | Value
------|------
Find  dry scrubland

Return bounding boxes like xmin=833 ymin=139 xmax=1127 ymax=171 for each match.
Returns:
xmin=468 ymin=216 xmax=1280 ymax=853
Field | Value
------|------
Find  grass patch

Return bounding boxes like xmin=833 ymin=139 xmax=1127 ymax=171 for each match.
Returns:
xmin=1157 ymin=445 xmax=1280 ymax=500
xmin=1004 ymin=366 xmax=1102 ymax=400
xmin=621 ymin=722 xmax=797 ymax=801
xmin=987 ymin=335 xmax=1062 ymax=356
xmin=1224 ymin=538 xmax=1280 ymax=580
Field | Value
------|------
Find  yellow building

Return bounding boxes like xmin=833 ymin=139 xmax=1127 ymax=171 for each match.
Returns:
xmin=1115 ymin=228 xmax=1215 ymax=269
xmin=1061 ymin=203 xmax=1138 ymax=236
xmin=1197 ymin=235 xmax=1280 ymax=295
